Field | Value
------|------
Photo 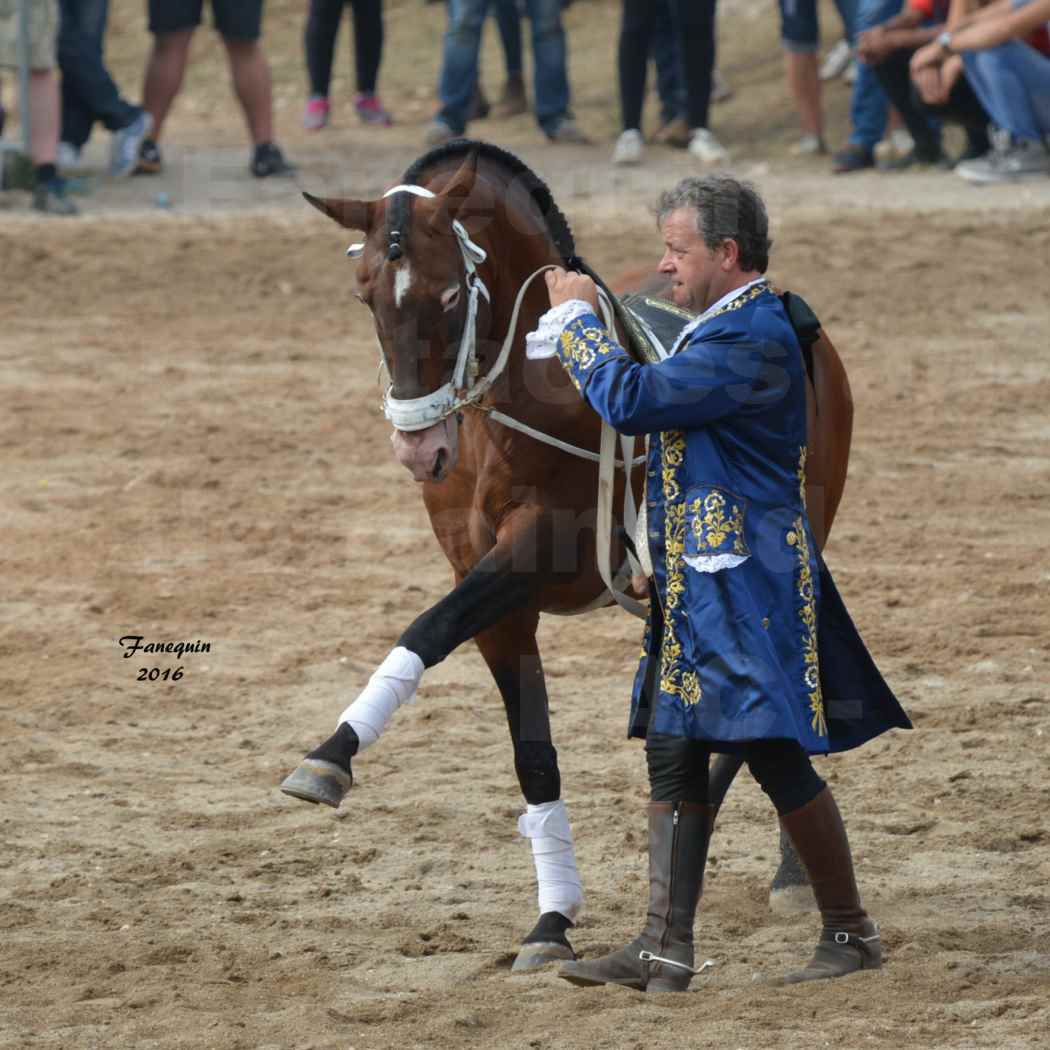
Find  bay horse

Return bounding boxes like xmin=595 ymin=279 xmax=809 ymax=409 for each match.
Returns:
xmin=280 ymin=141 xmax=853 ymax=969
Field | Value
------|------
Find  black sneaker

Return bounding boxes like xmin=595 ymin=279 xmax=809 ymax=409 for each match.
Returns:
xmin=879 ymin=146 xmax=952 ymax=172
xmin=134 ymin=137 xmax=163 ymax=175
xmin=832 ymin=143 xmax=875 ymax=174
xmin=251 ymin=142 xmax=296 ymax=178
xmin=32 ymin=177 xmax=79 ymax=216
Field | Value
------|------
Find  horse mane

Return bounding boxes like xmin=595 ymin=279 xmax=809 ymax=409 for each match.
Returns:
xmin=400 ymin=140 xmax=579 ymax=266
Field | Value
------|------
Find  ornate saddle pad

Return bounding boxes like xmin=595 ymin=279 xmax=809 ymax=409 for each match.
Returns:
xmin=615 ymin=293 xmax=697 ymax=363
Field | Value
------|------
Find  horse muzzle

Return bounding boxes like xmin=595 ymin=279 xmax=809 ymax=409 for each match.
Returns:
xmin=390 ymin=415 xmax=460 ymax=483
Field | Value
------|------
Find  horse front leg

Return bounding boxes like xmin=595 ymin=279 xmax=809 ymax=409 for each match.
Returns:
xmin=280 ymin=535 xmax=537 ymax=807
xmin=471 ymin=609 xmax=583 ymax=972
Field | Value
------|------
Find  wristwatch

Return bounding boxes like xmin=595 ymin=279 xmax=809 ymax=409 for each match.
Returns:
xmin=937 ymin=30 xmax=955 ymax=54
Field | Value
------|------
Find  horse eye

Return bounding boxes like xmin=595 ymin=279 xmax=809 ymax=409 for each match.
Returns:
xmin=441 ymin=285 xmax=461 ymax=312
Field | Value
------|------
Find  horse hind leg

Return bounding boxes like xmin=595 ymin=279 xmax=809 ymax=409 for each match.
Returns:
xmin=474 ymin=613 xmax=583 ymax=972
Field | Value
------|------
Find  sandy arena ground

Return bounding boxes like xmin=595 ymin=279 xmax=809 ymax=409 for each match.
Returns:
xmin=2 ymin=2 xmax=1049 ymax=1048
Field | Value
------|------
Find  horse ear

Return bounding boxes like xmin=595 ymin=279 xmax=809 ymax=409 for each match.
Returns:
xmin=303 ymin=192 xmax=373 ymax=232
xmin=439 ymin=149 xmax=480 ymax=219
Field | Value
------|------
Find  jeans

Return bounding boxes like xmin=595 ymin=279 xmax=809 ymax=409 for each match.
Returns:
xmin=438 ymin=0 xmax=569 ymax=134
xmin=58 ymin=0 xmax=140 ymax=148
xmin=779 ymin=0 xmax=857 ymax=51
xmin=963 ymin=41 xmax=1050 ymax=142
xmin=847 ymin=0 xmax=901 ymax=148
xmin=652 ymin=0 xmax=681 ymax=124
xmin=493 ymin=0 xmax=523 ymax=79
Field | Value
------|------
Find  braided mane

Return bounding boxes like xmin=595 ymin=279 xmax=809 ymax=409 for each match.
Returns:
xmin=400 ymin=139 xmax=578 ymax=265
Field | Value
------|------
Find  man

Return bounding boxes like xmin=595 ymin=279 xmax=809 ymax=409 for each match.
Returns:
xmin=910 ymin=0 xmax=1050 ymax=182
xmin=855 ymin=0 xmax=991 ymax=167
xmin=56 ymin=0 xmax=152 ymax=176
xmin=0 ymin=0 xmax=77 ymax=213
xmin=136 ymin=0 xmax=294 ymax=178
xmin=531 ymin=175 xmax=910 ymax=991
xmin=425 ymin=0 xmax=586 ymax=144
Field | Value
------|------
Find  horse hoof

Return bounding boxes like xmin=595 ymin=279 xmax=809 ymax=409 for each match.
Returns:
xmin=769 ymin=882 xmax=817 ymax=915
xmin=511 ymin=940 xmax=576 ymax=973
xmin=279 ymin=759 xmax=351 ymax=808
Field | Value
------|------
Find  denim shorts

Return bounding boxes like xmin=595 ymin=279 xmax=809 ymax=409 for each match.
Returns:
xmin=148 ymin=0 xmax=263 ymax=41
xmin=779 ymin=0 xmax=820 ymax=52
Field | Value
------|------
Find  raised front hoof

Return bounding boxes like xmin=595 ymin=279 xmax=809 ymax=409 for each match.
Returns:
xmin=769 ymin=882 xmax=818 ymax=916
xmin=279 ymin=758 xmax=351 ymax=808
xmin=511 ymin=940 xmax=576 ymax=973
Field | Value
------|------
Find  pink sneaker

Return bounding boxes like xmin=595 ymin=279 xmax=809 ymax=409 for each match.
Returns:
xmin=303 ymin=96 xmax=330 ymax=131
xmin=354 ymin=93 xmax=393 ymax=127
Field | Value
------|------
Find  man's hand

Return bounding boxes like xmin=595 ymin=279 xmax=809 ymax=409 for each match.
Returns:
xmin=545 ymin=267 xmax=600 ymax=312
xmin=910 ymin=39 xmax=946 ymax=75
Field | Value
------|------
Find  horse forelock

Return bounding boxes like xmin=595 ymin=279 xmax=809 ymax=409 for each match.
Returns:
xmin=399 ymin=140 xmax=577 ymax=265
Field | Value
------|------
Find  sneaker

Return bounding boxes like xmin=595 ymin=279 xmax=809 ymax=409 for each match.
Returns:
xmin=303 ymin=96 xmax=330 ymax=130
xmin=546 ymin=117 xmax=589 ymax=144
xmin=688 ymin=127 xmax=729 ymax=165
xmin=493 ymin=75 xmax=527 ymax=118
xmin=251 ymin=142 xmax=296 ymax=178
xmin=654 ymin=116 xmax=690 ymax=148
xmin=711 ymin=69 xmax=733 ymax=104
xmin=820 ymin=39 xmax=853 ymax=81
xmin=32 ymin=176 xmax=79 ymax=216
xmin=354 ymin=92 xmax=393 ymax=127
xmin=110 ymin=111 xmax=153 ymax=178
xmin=832 ymin=143 xmax=874 ymax=173
xmin=791 ymin=133 xmax=827 ymax=156
xmin=844 ymin=58 xmax=859 ymax=84
xmin=134 ymin=137 xmax=163 ymax=175
xmin=56 ymin=141 xmax=82 ymax=170
xmin=424 ymin=118 xmax=459 ymax=145
xmin=955 ymin=135 xmax=1050 ymax=184
xmin=612 ymin=129 xmax=644 ymax=165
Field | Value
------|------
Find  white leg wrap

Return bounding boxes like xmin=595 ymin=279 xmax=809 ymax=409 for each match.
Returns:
xmin=517 ymin=800 xmax=584 ymax=923
xmin=337 ymin=646 xmax=425 ymax=751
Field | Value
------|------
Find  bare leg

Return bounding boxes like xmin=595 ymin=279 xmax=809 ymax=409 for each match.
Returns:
xmin=141 ymin=29 xmax=194 ymax=140
xmin=785 ymin=51 xmax=822 ymax=138
xmin=28 ymin=70 xmax=60 ymax=165
xmin=223 ymin=37 xmax=273 ymax=145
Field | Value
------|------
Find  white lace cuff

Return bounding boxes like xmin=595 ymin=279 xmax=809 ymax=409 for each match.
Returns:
xmin=525 ymin=299 xmax=599 ymax=359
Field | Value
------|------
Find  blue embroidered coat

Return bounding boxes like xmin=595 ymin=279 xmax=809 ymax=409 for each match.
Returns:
xmin=555 ymin=284 xmax=910 ymax=754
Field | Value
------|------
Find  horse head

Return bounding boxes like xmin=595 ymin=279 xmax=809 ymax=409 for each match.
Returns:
xmin=304 ymin=152 xmax=489 ymax=483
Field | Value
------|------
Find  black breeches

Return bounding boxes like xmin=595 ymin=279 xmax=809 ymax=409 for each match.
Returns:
xmin=646 ymin=733 xmax=825 ymax=816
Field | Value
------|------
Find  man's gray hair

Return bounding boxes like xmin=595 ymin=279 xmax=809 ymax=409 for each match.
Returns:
xmin=655 ymin=175 xmax=771 ymax=273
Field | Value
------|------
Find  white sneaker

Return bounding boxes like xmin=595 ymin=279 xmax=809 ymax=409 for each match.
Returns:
xmin=844 ymin=58 xmax=859 ymax=84
xmin=56 ymin=141 xmax=81 ymax=170
xmin=955 ymin=135 xmax=1050 ymax=184
xmin=688 ymin=127 xmax=729 ymax=165
xmin=613 ymin=129 xmax=644 ymax=165
xmin=820 ymin=39 xmax=853 ymax=81
xmin=791 ymin=133 xmax=826 ymax=156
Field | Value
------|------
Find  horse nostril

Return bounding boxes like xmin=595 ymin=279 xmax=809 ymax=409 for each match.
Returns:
xmin=432 ymin=449 xmax=447 ymax=479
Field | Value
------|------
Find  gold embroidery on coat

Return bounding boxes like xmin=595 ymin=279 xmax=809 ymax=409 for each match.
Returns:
xmin=788 ymin=446 xmax=826 ymax=737
xmin=558 ymin=323 xmax=617 ymax=392
xmin=688 ymin=490 xmax=749 ymax=556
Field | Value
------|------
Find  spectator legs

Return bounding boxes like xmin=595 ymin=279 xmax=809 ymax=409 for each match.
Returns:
xmin=224 ymin=37 xmax=275 ymax=147
xmin=785 ymin=49 xmax=822 ymax=139
xmin=846 ymin=0 xmax=900 ymax=150
xmin=349 ymin=0 xmax=384 ymax=96
xmin=28 ymin=69 xmax=61 ymax=166
xmin=962 ymin=42 xmax=1050 ymax=144
xmin=58 ymin=0 xmax=139 ymax=148
xmin=437 ymin=0 xmax=489 ymax=134
xmin=304 ymin=0 xmax=345 ymax=98
xmin=493 ymin=0 xmax=523 ymax=81
xmin=670 ymin=0 xmax=715 ymax=131
xmin=524 ymin=0 xmax=569 ymax=135
xmin=619 ymin=0 xmax=657 ymax=133
xmin=141 ymin=28 xmax=194 ymax=141
xmin=870 ymin=49 xmax=940 ymax=155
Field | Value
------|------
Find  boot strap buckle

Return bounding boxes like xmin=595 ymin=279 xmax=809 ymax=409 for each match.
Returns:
xmin=638 ymin=950 xmax=714 ymax=976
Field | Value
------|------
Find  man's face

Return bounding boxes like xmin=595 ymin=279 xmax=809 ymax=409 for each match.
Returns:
xmin=657 ymin=207 xmax=727 ymax=313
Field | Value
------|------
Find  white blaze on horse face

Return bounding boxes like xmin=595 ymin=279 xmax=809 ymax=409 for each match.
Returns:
xmin=393 ymin=262 xmax=413 ymax=308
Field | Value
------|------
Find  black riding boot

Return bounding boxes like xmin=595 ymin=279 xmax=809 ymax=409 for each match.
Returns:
xmin=781 ymin=788 xmax=882 ymax=982
xmin=559 ymin=801 xmax=713 ymax=992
